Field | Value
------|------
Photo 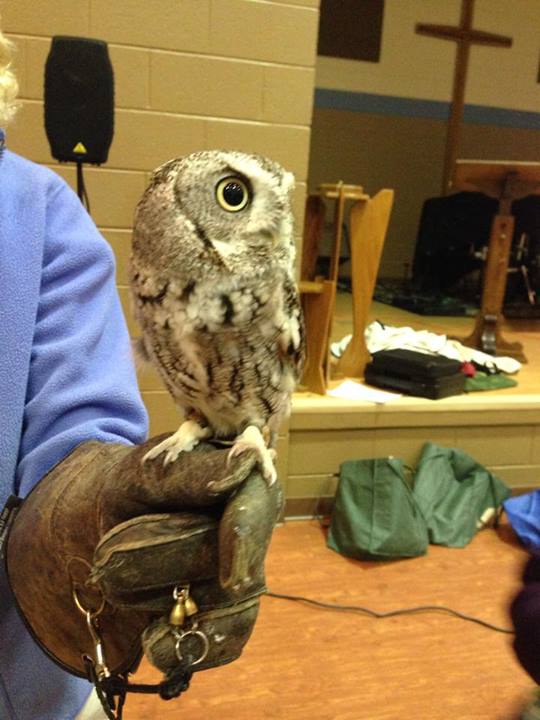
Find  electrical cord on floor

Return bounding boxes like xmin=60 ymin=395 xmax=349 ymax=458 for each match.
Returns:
xmin=265 ymin=590 xmax=515 ymax=635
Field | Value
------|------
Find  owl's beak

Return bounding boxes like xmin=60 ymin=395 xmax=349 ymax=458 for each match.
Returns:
xmin=246 ymin=227 xmax=278 ymax=248
xmin=263 ymin=228 xmax=278 ymax=243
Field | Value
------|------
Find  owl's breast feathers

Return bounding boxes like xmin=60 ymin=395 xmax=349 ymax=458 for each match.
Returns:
xmin=131 ymin=268 xmax=305 ymax=435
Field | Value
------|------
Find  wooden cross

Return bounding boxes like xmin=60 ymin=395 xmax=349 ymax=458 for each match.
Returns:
xmin=416 ymin=0 xmax=512 ymax=195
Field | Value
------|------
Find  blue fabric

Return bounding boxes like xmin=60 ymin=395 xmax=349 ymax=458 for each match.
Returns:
xmin=0 ymin=138 xmax=148 ymax=719
xmin=504 ymin=491 xmax=540 ymax=550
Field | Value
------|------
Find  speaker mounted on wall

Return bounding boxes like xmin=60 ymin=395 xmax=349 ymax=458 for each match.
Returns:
xmin=44 ymin=36 xmax=114 ymax=166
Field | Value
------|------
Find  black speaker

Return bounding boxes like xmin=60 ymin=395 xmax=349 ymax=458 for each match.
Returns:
xmin=44 ymin=36 xmax=114 ymax=165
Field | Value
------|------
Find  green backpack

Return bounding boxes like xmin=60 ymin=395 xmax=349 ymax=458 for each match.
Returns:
xmin=412 ymin=442 xmax=511 ymax=548
xmin=327 ymin=457 xmax=429 ymax=560
xmin=327 ymin=444 xmax=511 ymax=560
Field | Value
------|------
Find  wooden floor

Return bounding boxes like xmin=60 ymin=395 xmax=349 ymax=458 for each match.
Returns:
xmin=129 ymin=518 xmax=535 ymax=720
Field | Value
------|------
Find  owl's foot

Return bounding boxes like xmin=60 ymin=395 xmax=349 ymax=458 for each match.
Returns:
xmin=142 ymin=420 xmax=212 ymax=466
xmin=228 ymin=425 xmax=277 ymax=486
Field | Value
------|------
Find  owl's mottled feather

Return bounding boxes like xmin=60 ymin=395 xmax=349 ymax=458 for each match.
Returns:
xmin=130 ymin=150 xmax=305 ymax=482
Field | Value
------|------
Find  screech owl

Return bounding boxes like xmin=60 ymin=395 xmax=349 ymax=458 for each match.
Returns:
xmin=130 ymin=150 xmax=305 ymax=485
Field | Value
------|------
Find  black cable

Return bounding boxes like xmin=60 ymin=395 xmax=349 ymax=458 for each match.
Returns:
xmin=265 ymin=590 xmax=514 ymax=635
xmin=76 ymin=161 xmax=91 ymax=212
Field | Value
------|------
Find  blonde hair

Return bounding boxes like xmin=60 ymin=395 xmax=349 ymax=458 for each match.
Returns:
xmin=0 ymin=27 xmax=19 ymax=127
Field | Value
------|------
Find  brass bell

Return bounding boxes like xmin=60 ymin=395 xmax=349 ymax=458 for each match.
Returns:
xmin=169 ymin=587 xmax=187 ymax=627
xmin=169 ymin=599 xmax=186 ymax=627
xmin=184 ymin=594 xmax=198 ymax=617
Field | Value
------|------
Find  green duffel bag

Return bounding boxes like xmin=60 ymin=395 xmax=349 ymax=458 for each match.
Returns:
xmin=327 ymin=457 xmax=429 ymax=560
xmin=412 ymin=442 xmax=511 ymax=548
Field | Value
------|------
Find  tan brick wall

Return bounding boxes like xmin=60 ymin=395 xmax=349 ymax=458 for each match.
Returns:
xmin=2 ymin=0 xmax=320 ymax=435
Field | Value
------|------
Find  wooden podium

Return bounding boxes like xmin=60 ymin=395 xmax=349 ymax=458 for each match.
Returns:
xmin=299 ymin=183 xmax=394 ymax=393
xmin=452 ymin=160 xmax=540 ymax=362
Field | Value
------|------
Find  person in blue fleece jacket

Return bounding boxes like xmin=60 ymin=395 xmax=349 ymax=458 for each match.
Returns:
xmin=0 ymin=29 xmax=148 ymax=720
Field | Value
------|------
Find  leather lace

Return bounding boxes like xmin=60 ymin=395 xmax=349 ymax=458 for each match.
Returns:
xmin=84 ymin=657 xmax=192 ymax=720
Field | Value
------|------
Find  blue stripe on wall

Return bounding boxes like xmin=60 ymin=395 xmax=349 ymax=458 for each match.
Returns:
xmin=314 ymin=88 xmax=540 ymax=130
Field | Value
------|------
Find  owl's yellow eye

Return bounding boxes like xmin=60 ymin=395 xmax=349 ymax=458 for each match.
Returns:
xmin=216 ymin=177 xmax=250 ymax=212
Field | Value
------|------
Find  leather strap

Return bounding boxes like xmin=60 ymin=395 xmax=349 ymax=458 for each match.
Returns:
xmin=85 ymin=657 xmax=192 ymax=720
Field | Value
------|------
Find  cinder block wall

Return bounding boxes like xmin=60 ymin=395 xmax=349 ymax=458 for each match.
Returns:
xmin=2 ymin=0 xmax=320 ymax=435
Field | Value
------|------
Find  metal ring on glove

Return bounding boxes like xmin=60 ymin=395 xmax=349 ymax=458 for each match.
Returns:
xmin=72 ymin=586 xmax=106 ymax=619
xmin=174 ymin=629 xmax=210 ymax=667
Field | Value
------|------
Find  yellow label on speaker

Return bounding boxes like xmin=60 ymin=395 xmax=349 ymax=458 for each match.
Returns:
xmin=72 ymin=142 xmax=87 ymax=154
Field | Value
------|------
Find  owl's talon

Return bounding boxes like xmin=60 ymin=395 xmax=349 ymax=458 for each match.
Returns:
xmin=142 ymin=443 xmax=169 ymax=463
xmin=227 ymin=444 xmax=243 ymax=461
xmin=164 ymin=449 xmax=179 ymax=466
xmin=228 ymin=425 xmax=277 ymax=487
xmin=263 ymin=464 xmax=277 ymax=486
xmin=142 ymin=420 xmax=211 ymax=467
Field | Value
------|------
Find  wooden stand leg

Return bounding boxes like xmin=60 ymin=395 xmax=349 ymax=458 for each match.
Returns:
xmin=323 ymin=186 xmax=347 ymax=376
xmin=462 ymin=214 xmax=526 ymax=362
xmin=300 ymin=280 xmax=336 ymax=394
xmin=328 ymin=185 xmax=346 ymax=286
xmin=300 ymin=195 xmax=326 ymax=282
xmin=336 ymin=189 xmax=394 ymax=378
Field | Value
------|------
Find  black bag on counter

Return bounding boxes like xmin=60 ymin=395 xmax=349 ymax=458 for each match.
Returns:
xmin=364 ymin=348 xmax=465 ymax=400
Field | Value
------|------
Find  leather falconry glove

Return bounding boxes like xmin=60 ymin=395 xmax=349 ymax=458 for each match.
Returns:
xmin=2 ymin=435 xmax=281 ymax=717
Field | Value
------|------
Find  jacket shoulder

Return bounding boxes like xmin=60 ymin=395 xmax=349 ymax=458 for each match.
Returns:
xmin=1 ymin=149 xmax=69 ymax=196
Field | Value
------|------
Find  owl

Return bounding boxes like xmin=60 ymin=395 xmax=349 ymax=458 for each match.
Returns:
xmin=130 ymin=150 xmax=305 ymax=485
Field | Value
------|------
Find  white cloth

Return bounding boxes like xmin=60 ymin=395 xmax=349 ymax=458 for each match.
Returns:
xmin=332 ymin=321 xmax=521 ymax=375
xmin=76 ymin=690 xmax=107 ymax=720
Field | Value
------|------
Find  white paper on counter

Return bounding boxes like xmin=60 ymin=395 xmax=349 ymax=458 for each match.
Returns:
xmin=327 ymin=379 xmax=402 ymax=404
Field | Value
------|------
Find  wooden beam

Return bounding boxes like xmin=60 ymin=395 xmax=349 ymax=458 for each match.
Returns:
xmin=415 ymin=0 xmax=513 ymax=195
xmin=416 ymin=25 xmax=513 ymax=48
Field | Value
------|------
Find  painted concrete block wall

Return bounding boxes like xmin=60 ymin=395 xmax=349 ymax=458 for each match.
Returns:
xmin=316 ymin=0 xmax=540 ymax=112
xmin=2 ymin=0 xmax=320 ymax=434
xmin=286 ymin=398 xmax=540 ymax=517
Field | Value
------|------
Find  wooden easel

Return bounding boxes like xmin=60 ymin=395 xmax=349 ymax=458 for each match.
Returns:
xmin=299 ymin=183 xmax=394 ymax=393
xmin=453 ymin=160 xmax=540 ymax=362
xmin=299 ymin=183 xmax=366 ymax=394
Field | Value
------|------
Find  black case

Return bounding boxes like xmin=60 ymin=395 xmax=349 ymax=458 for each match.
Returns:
xmin=365 ymin=349 xmax=466 ymax=399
